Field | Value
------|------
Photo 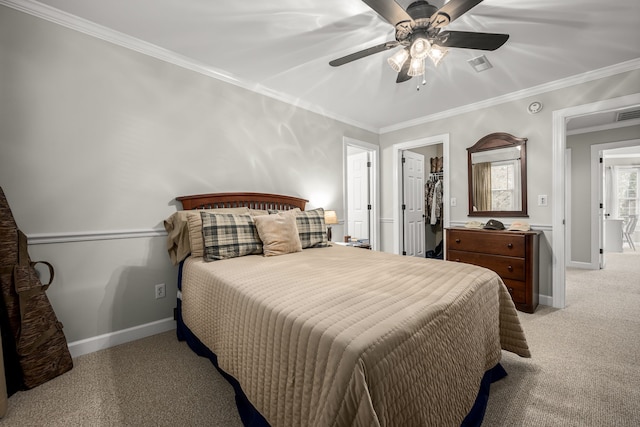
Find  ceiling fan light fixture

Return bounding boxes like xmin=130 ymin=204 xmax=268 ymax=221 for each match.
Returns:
xmin=409 ymin=35 xmax=431 ymax=60
xmin=428 ymin=44 xmax=448 ymax=67
xmin=407 ymin=57 xmax=425 ymax=77
xmin=387 ymin=49 xmax=410 ymax=73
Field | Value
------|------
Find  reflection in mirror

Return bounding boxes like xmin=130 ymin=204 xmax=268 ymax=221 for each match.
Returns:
xmin=468 ymin=133 xmax=528 ymax=217
xmin=471 ymin=147 xmax=522 ymax=211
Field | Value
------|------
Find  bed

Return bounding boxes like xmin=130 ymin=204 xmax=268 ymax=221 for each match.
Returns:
xmin=164 ymin=192 xmax=530 ymax=427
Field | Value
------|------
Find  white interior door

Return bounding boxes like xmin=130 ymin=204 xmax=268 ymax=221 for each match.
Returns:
xmin=347 ymin=151 xmax=370 ymax=240
xmin=402 ymin=150 xmax=425 ymax=257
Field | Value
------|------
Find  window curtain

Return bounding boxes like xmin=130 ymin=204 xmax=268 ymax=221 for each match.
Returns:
xmin=512 ymin=159 xmax=522 ymax=210
xmin=473 ymin=162 xmax=492 ymax=211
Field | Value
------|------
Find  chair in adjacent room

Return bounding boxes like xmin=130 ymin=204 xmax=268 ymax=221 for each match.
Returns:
xmin=623 ymin=215 xmax=637 ymax=251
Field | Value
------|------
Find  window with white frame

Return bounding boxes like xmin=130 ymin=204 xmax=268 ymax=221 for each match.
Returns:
xmin=491 ymin=160 xmax=520 ymax=211
xmin=615 ymin=166 xmax=639 ymax=237
xmin=616 ymin=167 xmax=639 ymax=217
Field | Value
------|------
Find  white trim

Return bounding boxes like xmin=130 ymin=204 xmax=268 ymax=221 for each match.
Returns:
xmin=0 ymin=0 xmax=377 ymax=134
xmin=392 ymin=134 xmax=450 ymax=255
xmin=565 ymin=148 xmax=573 ymax=267
xmin=68 ymin=317 xmax=176 ymax=358
xmin=380 ymin=217 xmax=394 ymax=223
xmin=27 ymin=228 xmax=167 ymax=245
xmin=381 ymin=59 xmax=640 ymax=134
xmin=538 ymin=294 xmax=553 ymax=307
xmin=591 ymin=138 xmax=640 ymax=268
xmin=552 ymin=93 xmax=640 ymax=310
xmin=566 ymin=261 xmax=597 ymax=270
xmin=342 ymin=137 xmax=381 ymax=251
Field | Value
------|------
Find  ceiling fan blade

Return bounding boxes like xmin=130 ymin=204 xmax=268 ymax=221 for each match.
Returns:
xmin=436 ymin=31 xmax=509 ymax=51
xmin=329 ymin=41 xmax=399 ymax=67
xmin=430 ymin=0 xmax=484 ymax=28
xmin=396 ymin=60 xmax=412 ymax=83
xmin=362 ymin=0 xmax=414 ymax=26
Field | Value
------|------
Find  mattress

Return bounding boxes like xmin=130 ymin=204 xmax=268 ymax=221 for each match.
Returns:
xmin=181 ymin=245 xmax=530 ymax=426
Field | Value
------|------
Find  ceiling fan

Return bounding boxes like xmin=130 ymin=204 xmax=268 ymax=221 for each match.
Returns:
xmin=329 ymin=0 xmax=509 ymax=83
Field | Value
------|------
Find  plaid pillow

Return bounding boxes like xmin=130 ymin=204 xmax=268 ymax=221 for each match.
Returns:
xmin=295 ymin=208 xmax=328 ymax=249
xmin=200 ymin=212 xmax=262 ymax=261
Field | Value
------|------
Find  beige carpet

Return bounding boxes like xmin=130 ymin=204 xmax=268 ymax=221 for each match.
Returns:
xmin=1 ymin=331 xmax=243 ymax=426
xmin=2 ymin=251 xmax=639 ymax=426
xmin=483 ymin=249 xmax=640 ymax=426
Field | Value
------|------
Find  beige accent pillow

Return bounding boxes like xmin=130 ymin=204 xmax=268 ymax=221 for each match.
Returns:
xmin=254 ymin=212 xmax=302 ymax=257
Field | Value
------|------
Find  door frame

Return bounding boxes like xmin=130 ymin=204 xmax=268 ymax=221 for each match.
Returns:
xmin=591 ymin=138 xmax=640 ymax=268
xmin=392 ymin=134 xmax=450 ymax=255
xmin=551 ymin=92 xmax=640 ymax=309
xmin=343 ymin=137 xmax=380 ymax=251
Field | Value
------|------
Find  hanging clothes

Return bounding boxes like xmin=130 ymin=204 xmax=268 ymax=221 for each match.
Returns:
xmin=425 ymin=174 xmax=443 ymax=225
xmin=430 ymin=179 xmax=442 ymax=225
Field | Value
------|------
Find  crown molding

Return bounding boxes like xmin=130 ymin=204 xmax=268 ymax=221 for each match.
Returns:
xmin=0 ymin=0 xmax=378 ymax=134
xmin=380 ymin=58 xmax=640 ymax=134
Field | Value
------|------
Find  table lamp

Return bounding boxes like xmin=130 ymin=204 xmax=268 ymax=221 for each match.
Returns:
xmin=324 ymin=210 xmax=338 ymax=242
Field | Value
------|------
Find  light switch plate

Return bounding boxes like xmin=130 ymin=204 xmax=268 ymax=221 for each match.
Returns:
xmin=538 ymin=195 xmax=548 ymax=206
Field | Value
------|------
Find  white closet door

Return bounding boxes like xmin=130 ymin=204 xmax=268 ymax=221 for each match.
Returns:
xmin=403 ymin=151 xmax=425 ymax=257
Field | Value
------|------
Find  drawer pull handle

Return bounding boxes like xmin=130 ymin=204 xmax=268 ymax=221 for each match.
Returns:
xmin=507 ymin=265 xmax=513 ymax=271
xmin=507 ymin=287 xmax=514 ymax=293
xmin=507 ymin=243 xmax=513 ymax=248
xmin=455 ymin=239 xmax=461 ymax=243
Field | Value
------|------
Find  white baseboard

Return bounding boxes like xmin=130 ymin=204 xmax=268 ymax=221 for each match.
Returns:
xmin=539 ymin=294 xmax=553 ymax=307
xmin=68 ymin=317 xmax=176 ymax=358
xmin=567 ymin=261 xmax=597 ymax=269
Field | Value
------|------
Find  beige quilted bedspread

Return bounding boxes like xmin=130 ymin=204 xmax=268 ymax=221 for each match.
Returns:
xmin=181 ymin=245 xmax=530 ymax=427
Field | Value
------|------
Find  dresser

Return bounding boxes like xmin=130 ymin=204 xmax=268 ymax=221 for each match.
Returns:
xmin=446 ymin=227 xmax=541 ymax=313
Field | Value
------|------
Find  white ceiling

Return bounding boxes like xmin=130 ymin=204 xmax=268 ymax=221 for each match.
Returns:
xmin=10 ymin=0 xmax=640 ymax=131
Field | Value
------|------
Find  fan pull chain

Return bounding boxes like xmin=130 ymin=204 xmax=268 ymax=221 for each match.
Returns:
xmin=417 ymin=59 xmax=427 ymax=91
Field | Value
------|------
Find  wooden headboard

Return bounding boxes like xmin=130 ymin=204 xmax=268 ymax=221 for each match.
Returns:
xmin=176 ymin=192 xmax=308 ymax=211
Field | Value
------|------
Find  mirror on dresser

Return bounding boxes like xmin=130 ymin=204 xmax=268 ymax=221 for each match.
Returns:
xmin=467 ymin=132 xmax=528 ymax=217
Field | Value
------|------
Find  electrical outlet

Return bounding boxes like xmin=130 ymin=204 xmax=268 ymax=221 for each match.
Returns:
xmin=538 ymin=195 xmax=548 ymax=206
xmin=155 ymin=283 xmax=166 ymax=299
xmin=450 ymin=197 xmax=457 ymax=207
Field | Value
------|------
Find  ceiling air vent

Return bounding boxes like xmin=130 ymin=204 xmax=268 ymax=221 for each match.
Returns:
xmin=617 ymin=109 xmax=640 ymax=122
xmin=467 ymin=55 xmax=493 ymax=72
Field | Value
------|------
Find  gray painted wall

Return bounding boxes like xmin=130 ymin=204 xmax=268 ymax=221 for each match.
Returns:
xmin=0 ymin=7 xmax=376 ymax=343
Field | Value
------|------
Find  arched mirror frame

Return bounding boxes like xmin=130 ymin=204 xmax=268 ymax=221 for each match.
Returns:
xmin=467 ymin=132 xmax=528 ymax=217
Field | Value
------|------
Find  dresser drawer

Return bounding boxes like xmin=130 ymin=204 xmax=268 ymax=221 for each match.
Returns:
xmin=502 ymin=279 xmax=526 ymax=304
xmin=448 ymin=250 xmax=526 ymax=281
xmin=447 ymin=229 xmax=525 ymax=257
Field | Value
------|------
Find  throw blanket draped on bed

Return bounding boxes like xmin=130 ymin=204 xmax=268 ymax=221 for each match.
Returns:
xmin=181 ymin=245 xmax=530 ymax=426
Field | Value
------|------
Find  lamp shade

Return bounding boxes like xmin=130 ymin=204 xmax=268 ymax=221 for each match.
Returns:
xmin=428 ymin=44 xmax=448 ymax=66
xmin=409 ymin=34 xmax=431 ymax=60
xmin=407 ymin=57 xmax=425 ymax=77
xmin=387 ymin=48 xmax=409 ymax=73
xmin=324 ymin=210 xmax=338 ymax=225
